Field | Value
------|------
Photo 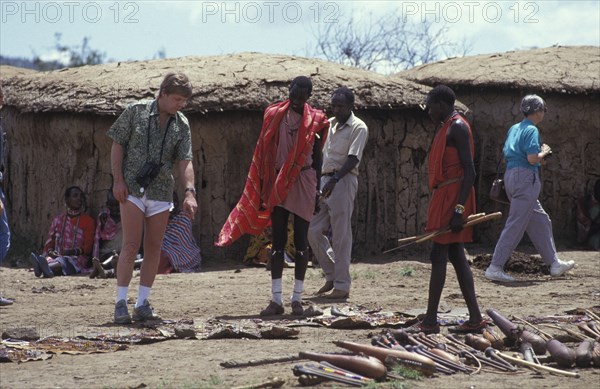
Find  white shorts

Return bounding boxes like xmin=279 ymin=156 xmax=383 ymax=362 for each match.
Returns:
xmin=128 ymin=195 xmax=172 ymax=217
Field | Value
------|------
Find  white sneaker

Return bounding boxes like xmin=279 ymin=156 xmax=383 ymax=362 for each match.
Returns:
xmin=550 ymin=259 xmax=575 ymax=277
xmin=485 ymin=267 xmax=515 ymax=282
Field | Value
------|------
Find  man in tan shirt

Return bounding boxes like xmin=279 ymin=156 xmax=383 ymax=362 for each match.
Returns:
xmin=308 ymin=87 xmax=368 ymax=299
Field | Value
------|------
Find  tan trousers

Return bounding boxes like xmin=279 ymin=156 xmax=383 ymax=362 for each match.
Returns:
xmin=308 ymin=174 xmax=358 ymax=293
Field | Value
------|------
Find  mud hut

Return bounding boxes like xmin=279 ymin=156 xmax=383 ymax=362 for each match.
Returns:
xmin=0 ymin=65 xmax=37 ymax=79
xmin=3 ymin=53 xmax=448 ymax=259
xmin=399 ymin=45 xmax=600 ymax=243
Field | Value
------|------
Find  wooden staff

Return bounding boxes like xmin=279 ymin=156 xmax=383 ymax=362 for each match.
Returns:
xmin=490 ymin=349 xmax=580 ymax=378
xmin=232 ymin=377 xmax=286 ymax=389
xmin=384 ymin=212 xmax=501 ymax=254
xmin=539 ymin=324 xmax=591 ymax=342
xmin=512 ymin=316 xmax=552 ymax=341
xmin=585 ymin=309 xmax=600 ymax=323
xmin=395 ymin=213 xmax=486 ymax=245
xmin=221 ymin=355 xmax=301 ymax=368
xmin=416 ymin=212 xmax=501 ymax=243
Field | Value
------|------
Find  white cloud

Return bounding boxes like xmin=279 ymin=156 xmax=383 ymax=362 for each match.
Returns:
xmin=38 ymin=49 xmax=71 ymax=65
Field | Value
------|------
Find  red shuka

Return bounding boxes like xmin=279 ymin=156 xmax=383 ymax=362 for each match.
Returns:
xmin=215 ymin=100 xmax=329 ymax=247
xmin=426 ymin=112 xmax=476 ymax=244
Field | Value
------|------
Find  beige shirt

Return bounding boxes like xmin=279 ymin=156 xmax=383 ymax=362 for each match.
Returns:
xmin=322 ymin=112 xmax=368 ymax=176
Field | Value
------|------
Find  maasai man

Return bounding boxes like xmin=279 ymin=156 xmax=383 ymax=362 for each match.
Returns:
xmin=409 ymin=85 xmax=485 ymax=334
xmin=216 ymin=76 xmax=329 ymax=316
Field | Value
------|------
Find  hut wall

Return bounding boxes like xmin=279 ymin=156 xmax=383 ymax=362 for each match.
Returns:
xmin=5 ymin=93 xmax=596 ymax=261
xmin=455 ymin=89 xmax=600 ymax=244
xmin=3 ymin=106 xmax=438 ymax=260
xmin=3 ymin=108 xmax=116 ymax=249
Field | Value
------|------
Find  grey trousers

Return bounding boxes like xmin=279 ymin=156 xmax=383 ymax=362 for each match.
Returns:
xmin=491 ymin=167 xmax=558 ymax=267
xmin=308 ymin=174 xmax=358 ymax=293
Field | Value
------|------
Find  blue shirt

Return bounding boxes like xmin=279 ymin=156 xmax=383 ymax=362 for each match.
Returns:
xmin=503 ymin=118 xmax=541 ymax=171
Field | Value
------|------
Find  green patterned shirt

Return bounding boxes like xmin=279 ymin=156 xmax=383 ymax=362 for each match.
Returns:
xmin=107 ymin=100 xmax=193 ymax=202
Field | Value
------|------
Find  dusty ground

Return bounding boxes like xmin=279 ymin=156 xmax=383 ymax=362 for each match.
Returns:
xmin=0 ymin=244 xmax=599 ymax=389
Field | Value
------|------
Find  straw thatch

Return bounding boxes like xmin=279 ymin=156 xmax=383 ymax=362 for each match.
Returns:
xmin=397 ymin=45 xmax=600 ymax=243
xmin=0 ymin=65 xmax=37 ymax=80
xmin=400 ymin=45 xmax=600 ymax=95
xmin=3 ymin=52 xmax=430 ymax=115
xmin=3 ymin=53 xmax=443 ymax=259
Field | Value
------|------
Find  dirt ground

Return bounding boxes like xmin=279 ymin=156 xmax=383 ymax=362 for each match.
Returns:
xmin=1 ymin=244 xmax=599 ymax=389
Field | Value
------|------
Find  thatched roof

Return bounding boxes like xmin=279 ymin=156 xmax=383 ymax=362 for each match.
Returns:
xmin=0 ymin=65 xmax=37 ymax=92
xmin=399 ymin=46 xmax=600 ymax=95
xmin=0 ymin=65 xmax=37 ymax=79
xmin=2 ymin=52 xmax=430 ymax=115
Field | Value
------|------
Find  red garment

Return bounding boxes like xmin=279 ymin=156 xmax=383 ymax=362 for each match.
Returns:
xmin=43 ymin=212 xmax=95 ymax=271
xmin=215 ymin=100 xmax=329 ymax=247
xmin=426 ymin=113 xmax=476 ymax=244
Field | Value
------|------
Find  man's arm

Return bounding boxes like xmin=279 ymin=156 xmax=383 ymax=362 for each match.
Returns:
xmin=320 ymin=155 xmax=359 ymax=198
xmin=311 ymin=133 xmax=323 ymax=190
xmin=178 ymin=160 xmax=198 ymax=219
xmin=447 ymin=120 xmax=475 ymax=231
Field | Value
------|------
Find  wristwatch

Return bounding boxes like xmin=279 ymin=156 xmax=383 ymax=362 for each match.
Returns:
xmin=185 ymin=187 xmax=196 ymax=195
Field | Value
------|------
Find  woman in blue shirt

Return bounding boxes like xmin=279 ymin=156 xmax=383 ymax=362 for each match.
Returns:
xmin=485 ymin=95 xmax=575 ymax=282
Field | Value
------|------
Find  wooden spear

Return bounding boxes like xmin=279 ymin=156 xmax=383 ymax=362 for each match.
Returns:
xmin=512 ymin=316 xmax=552 ymax=341
xmin=384 ymin=212 xmax=501 ymax=254
xmin=491 ymin=349 xmax=580 ymax=378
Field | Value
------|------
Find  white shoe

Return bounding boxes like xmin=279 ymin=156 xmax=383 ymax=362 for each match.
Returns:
xmin=550 ymin=259 xmax=575 ymax=277
xmin=485 ymin=267 xmax=515 ymax=282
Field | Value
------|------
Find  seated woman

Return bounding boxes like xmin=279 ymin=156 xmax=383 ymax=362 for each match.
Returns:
xmin=30 ymin=186 xmax=95 ymax=277
xmin=157 ymin=192 xmax=201 ymax=274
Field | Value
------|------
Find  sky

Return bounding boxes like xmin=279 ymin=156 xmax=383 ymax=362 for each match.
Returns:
xmin=1 ymin=0 xmax=599 ymax=70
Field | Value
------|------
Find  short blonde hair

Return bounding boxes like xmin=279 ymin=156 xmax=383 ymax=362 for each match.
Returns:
xmin=159 ymin=72 xmax=192 ymax=98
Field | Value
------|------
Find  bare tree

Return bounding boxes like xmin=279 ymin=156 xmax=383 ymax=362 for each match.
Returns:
xmin=32 ymin=33 xmax=106 ymax=70
xmin=311 ymin=10 xmax=471 ymax=74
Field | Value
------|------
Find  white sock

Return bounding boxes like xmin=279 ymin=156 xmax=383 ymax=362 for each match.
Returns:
xmin=291 ymin=279 xmax=304 ymax=302
xmin=116 ymin=286 xmax=128 ymax=304
xmin=271 ymin=278 xmax=283 ymax=305
xmin=135 ymin=285 xmax=152 ymax=308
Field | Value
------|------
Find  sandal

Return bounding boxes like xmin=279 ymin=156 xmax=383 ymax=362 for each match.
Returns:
xmin=448 ymin=319 xmax=488 ymax=334
xmin=92 ymin=257 xmax=107 ymax=279
xmin=404 ymin=321 xmax=440 ymax=335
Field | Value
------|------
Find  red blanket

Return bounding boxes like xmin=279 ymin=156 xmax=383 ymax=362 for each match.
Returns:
xmin=426 ymin=112 xmax=476 ymax=244
xmin=215 ymin=100 xmax=329 ymax=247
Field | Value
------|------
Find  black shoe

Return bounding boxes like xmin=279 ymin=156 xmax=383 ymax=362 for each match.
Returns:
xmin=260 ymin=301 xmax=284 ymax=316
xmin=29 ymin=253 xmax=42 ymax=277
xmin=316 ymin=281 xmax=334 ymax=295
xmin=37 ymin=255 xmax=54 ymax=278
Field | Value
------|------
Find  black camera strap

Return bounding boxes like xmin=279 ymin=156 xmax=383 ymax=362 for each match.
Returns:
xmin=146 ymin=101 xmax=173 ymax=166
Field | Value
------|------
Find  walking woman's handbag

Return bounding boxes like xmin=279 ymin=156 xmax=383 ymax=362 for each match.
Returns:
xmin=489 ymin=159 xmax=510 ymax=204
